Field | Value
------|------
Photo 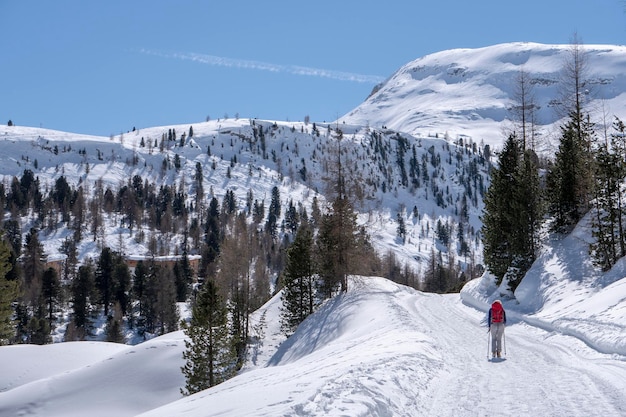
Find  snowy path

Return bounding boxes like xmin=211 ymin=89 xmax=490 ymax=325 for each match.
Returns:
xmin=137 ymin=277 xmax=626 ymax=417
xmin=4 ymin=277 xmax=624 ymax=417
xmin=413 ymin=294 xmax=626 ymax=416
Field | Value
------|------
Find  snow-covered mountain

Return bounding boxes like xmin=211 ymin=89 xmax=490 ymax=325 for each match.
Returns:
xmin=0 ymin=118 xmax=489 ymax=277
xmin=342 ymin=42 xmax=626 ymax=148
xmin=2 ymin=42 xmax=626 ymax=273
xmin=1 ymin=42 xmax=626 ymax=416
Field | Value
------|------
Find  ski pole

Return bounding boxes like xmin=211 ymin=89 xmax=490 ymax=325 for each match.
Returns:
xmin=487 ymin=328 xmax=490 ymax=358
xmin=503 ymin=327 xmax=507 ymax=356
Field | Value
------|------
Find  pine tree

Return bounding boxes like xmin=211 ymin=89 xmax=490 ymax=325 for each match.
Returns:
xmin=202 ymin=197 xmax=221 ymax=276
xmin=41 ymin=267 xmax=60 ymax=329
xmin=422 ymin=249 xmax=447 ymax=293
xmin=0 ymin=235 xmax=17 ymax=345
xmin=511 ymin=68 xmax=539 ymax=151
xmin=548 ymin=36 xmax=595 ymax=231
xmin=316 ymin=127 xmax=360 ymax=296
xmin=316 ymin=193 xmax=357 ymax=297
xmin=266 ymin=186 xmax=281 ymax=237
xmin=140 ymin=263 xmax=159 ymax=334
xmin=174 ymin=249 xmax=193 ymax=302
xmin=591 ymin=118 xmax=626 ymax=270
xmin=194 ymin=162 xmax=204 ymax=215
xmin=132 ymin=260 xmax=149 ymax=336
xmin=27 ymin=307 xmax=51 ymax=345
xmin=21 ymin=227 xmax=45 ymax=308
xmin=284 ymin=200 xmax=299 ymax=235
xmin=96 ymin=247 xmax=115 ymax=316
xmin=113 ymin=262 xmax=131 ymax=316
xmin=508 ymin=149 xmax=543 ymax=290
xmin=216 ymin=213 xmax=253 ymax=366
xmin=181 ymin=279 xmax=235 ymax=395
xmin=280 ymin=224 xmax=315 ymax=336
xmin=481 ymin=134 xmax=521 ymax=284
xmin=547 ymin=118 xmax=581 ymax=230
xmin=396 ymin=211 xmax=407 ymax=243
xmin=3 ymin=219 xmax=22 ymax=257
xmin=149 ymin=265 xmax=179 ymax=335
xmin=71 ymin=262 xmax=95 ymax=339
xmin=547 ymin=116 xmax=593 ymax=230
xmin=482 ymin=133 xmax=544 ymax=291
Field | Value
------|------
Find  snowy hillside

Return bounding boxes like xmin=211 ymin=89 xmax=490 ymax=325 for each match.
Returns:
xmin=1 ymin=208 xmax=624 ymax=416
xmin=1 ymin=265 xmax=625 ymax=416
xmin=3 ymin=42 xmax=626 ymax=274
xmin=343 ymin=42 xmax=626 ymax=148
xmin=0 ymin=118 xmax=489 ymax=275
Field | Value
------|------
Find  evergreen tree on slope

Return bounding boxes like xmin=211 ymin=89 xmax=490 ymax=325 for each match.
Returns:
xmin=280 ymin=224 xmax=315 ymax=336
xmin=0 ymin=235 xmax=17 ymax=345
xmin=591 ymin=118 xmax=626 ymax=270
xmin=547 ymin=114 xmax=595 ymax=231
xmin=482 ymin=133 xmax=543 ymax=291
xmin=482 ymin=134 xmax=522 ymax=284
xmin=181 ymin=279 xmax=236 ymax=395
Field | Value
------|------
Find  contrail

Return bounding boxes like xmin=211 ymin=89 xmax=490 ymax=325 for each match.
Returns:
xmin=140 ymin=49 xmax=385 ymax=84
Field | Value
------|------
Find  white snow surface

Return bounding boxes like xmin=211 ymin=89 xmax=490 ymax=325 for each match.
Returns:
xmin=2 ymin=215 xmax=626 ymax=416
xmin=343 ymin=42 xmax=626 ymax=149
xmin=0 ymin=113 xmax=492 ymax=288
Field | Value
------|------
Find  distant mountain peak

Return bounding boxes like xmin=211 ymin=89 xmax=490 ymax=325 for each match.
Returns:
xmin=342 ymin=42 xmax=626 ymax=147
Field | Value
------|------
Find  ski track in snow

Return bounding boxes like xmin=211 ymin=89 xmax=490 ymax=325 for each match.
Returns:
xmin=2 ymin=277 xmax=625 ymax=417
xmin=415 ymin=294 xmax=626 ymax=417
xmin=178 ymin=278 xmax=626 ymax=417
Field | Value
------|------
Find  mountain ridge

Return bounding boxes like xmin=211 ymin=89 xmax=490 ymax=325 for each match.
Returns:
xmin=342 ymin=42 xmax=626 ymax=148
xmin=0 ymin=115 xmax=489 ymax=282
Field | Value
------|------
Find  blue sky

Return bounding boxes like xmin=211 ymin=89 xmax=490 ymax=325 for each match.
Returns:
xmin=2 ymin=0 xmax=625 ymax=136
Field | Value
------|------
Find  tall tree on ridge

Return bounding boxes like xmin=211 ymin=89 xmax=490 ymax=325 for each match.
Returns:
xmin=181 ymin=278 xmax=235 ymax=395
xmin=511 ymin=68 xmax=539 ymax=152
xmin=547 ymin=34 xmax=595 ymax=231
xmin=481 ymin=134 xmax=521 ymax=285
xmin=591 ymin=118 xmax=626 ymax=270
xmin=0 ymin=234 xmax=17 ymax=345
xmin=280 ymin=224 xmax=315 ymax=336
xmin=317 ymin=127 xmax=360 ymax=296
xmin=41 ymin=267 xmax=60 ymax=329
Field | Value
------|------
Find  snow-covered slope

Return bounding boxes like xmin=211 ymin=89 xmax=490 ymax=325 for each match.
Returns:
xmin=1 ymin=271 xmax=625 ymax=417
xmin=0 ymin=332 xmax=186 ymax=417
xmin=462 ymin=210 xmax=626 ymax=356
xmin=2 ymin=199 xmax=626 ymax=415
xmin=2 ymin=212 xmax=626 ymax=416
xmin=342 ymin=42 xmax=626 ymax=148
xmin=0 ymin=118 xmax=490 ymax=275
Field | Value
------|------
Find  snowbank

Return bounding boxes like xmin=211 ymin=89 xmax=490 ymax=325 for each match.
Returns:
xmin=461 ymin=214 xmax=626 ymax=356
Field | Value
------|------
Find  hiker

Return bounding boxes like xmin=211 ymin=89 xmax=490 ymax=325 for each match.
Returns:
xmin=488 ymin=300 xmax=506 ymax=358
